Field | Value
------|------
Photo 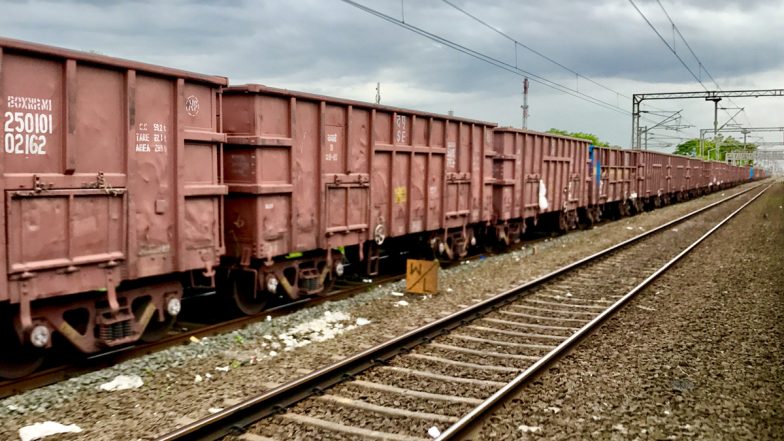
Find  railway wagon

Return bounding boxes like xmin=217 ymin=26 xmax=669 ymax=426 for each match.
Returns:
xmin=740 ymin=165 xmax=752 ymax=183
xmin=634 ymin=150 xmax=668 ymax=207
xmin=667 ymin=153 xmax=694 ymax=201
xmin=0 ymin=38 xmax=226 ymax=377
xmin=713 ymin=161 xmax=734 ymax=189
xmin=702 ymin=160 xmax=728 ymax=192
xmin=687 ymin=157 xmax=710 ymax=194
xmin=220 ymin=84 xmax=495 ymax=310
xmin=635 ymin=151 xmax=709 ymax=208
xmin=724 ymin=162 xmax=739 ymax=186
xmin=491 ymin=128 xmax=590 ymax=237
xmin=700 ymin=160 xmax=714 ymax=191
xmin=589 ymin=146 xmax=638 ymax=216
xmin=730 ymin=163 xmax=743 ymax=184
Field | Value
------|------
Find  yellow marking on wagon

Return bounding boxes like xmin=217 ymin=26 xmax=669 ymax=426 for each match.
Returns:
xmin=394 ymin=186 xmax=407 ymax=204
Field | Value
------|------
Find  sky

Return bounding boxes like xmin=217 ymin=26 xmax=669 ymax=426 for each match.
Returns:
xmin=1 ymin=0 xmax=783 ymax=165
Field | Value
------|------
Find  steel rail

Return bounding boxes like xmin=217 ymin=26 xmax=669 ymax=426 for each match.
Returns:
xmin=155 ymin=183 xmax=764 ymax=441
xmin=437 ymin=183 xmax=773 ymax=439
xmin=0 ymin=275 xmax=402 ymax=399
xmin=0 ymin=227 xmax=560 ymax=397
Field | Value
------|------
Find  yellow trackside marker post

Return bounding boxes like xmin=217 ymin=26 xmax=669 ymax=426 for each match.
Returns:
xmin=405 ymin=259 xmax=439 ymax=295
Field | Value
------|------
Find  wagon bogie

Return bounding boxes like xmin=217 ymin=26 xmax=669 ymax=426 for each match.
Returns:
xmin=27 ymin=280 xmax=182 ymax=353
xmin=429 ymin=227 xmax=478 ymax=259
xmin=223 ymin=248 xmax=343 ymax=313
xmin=492 ymin=220 xmax=525 ymax=246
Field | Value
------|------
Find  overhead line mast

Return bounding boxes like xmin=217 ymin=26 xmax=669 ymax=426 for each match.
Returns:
xmin=631 ymin=89 xmax=784 ymax=152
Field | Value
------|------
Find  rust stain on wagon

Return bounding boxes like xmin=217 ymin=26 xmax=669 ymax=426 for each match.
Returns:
xmin=0 ymin=36 xmax=226 ymax=355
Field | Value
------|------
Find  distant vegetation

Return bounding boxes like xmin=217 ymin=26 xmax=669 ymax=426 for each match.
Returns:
xmin=673 ymin=136 xmax=756 ymax=161
xmin=546 ymin=128 xmax=610 ymax=147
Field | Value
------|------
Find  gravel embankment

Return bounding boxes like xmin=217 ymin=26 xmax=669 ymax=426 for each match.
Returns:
xmin=475 ymin=181 xmax=784 ymax=440
xmin=239 ymin=183 xmax=766 ymax=440
xmin=0 ymin=182 xmax=763 ymax=441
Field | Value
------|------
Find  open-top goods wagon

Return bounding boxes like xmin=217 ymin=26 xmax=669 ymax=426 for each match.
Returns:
xmin=0 ymin=38 xmax=226 ymax=377
xmin=220 ymin=84 xmax=496 ymax=311
xmin=0 ymin=36 xmax=766 ymax=379
xmin=491 ymin=128 xmax=591 ymax=237
xmin=589 ymin=145 xmax=638 ymax=217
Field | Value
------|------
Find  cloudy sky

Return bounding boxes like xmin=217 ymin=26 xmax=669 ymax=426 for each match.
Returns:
xmin=2 ymin=0 xmax=783 ymax=157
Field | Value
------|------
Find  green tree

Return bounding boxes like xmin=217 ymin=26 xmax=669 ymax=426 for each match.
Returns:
xmin=546 ymin=128 xmax=609 ymax=147
xmin=673 ymin=136 xmax=756 ymax=161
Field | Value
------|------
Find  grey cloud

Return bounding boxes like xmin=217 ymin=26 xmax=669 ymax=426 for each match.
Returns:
xmin=0 ymin=0 xmax=781 ymax=147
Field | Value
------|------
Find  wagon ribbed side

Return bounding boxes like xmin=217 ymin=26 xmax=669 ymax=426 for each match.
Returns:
xmin=0 ymin=37 xmax=226 ymax=374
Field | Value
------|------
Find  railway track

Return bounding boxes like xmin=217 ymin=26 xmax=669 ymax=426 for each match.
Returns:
xmin=0 ymin=275 xmax=401 ymax=399
xmin=0 ymin=215 xmax=558 ymax=398
xmin=0 ymin=202 xmax=577 ymax=397
xmin=153 ymin=182 xmax=770 ymax=441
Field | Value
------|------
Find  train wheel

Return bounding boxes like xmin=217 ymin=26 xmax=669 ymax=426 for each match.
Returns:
xmin=232 ymin=271 xmax=267 ymax=315
xmin=0 ymin=323 xmax=45 ymax=379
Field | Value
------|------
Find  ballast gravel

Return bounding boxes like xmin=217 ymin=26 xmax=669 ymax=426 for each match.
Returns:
xmin=0 ymin=182 xmax=763 ymax=441
xmin=475 ymin=181 xmax=784 ymax=440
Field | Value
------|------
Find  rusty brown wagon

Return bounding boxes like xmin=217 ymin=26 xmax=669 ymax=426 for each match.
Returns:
xmin=0 ymin=38 xmax=226 ymax=377
xmin=0 ymin=36 xmax=764 ymax=380
xmin=220 ymin=84 xmax=496 ymax=311
xmin=490 ymin=128 xmax=591 ymax=237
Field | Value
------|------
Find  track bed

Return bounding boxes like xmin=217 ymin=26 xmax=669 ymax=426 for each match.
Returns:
xmin=160 ymin=185 xmax=771 ymax=440
xmin=0 ymin=181 xmax=765 ymax=441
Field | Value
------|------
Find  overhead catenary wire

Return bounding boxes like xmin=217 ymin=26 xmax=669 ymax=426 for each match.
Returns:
xmin=627 ymin=0 xmax=706 ymax=90
xmin=630 ymin=0 xmax=754 ymax=133
xmin=340 ymin=0 xmax=655 ymax=119
xmin=440 ymin=0 xmax=688 ymax=131
xmin=441 ymin=0 xmax=629 ymax=100
xmin=654 ymin=0 xmax=753 ymax=127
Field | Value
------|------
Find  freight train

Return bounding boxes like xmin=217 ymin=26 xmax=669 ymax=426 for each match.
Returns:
xmin=0 ymin=37 xmax=765 ymax=378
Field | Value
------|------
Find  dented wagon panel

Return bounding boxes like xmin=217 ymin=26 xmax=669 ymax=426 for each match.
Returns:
xmin=668 ymin=154 xmax=691 ymax=193
xmin=492 ymin=128 xmax=590 ymax=222
xmin=636 ymin=151 xmax=668 ymax=198
xmin=490 ymin=130 xmax=521 ymax=221
xmin=592 ymin=146 xmax=636 ymax=204
xmin=0 ymin=37 xmax=227 ymax=305
xmin=221 ymin=84 xmax=496 ymax=261
xmin=685 ymin=158 xmax=700 ymax=190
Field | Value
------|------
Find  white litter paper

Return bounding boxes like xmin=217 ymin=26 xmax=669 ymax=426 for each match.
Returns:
xmin=538 ymin=180 xmax=549 ymax=210
xmin=355 ymin=317 xmax=371 ymax=326
xmin=98 ymin=374 xmax=143 ymax=392
xmin=393 ymin=300 xmax=409 ymax=307
xmin=427 ymin=426 xmax=441 ymax=438
xmin=519 ymin=424 xmax=542 ymax=433
xmin=19 ymin=422 xmax=82 ymax=441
